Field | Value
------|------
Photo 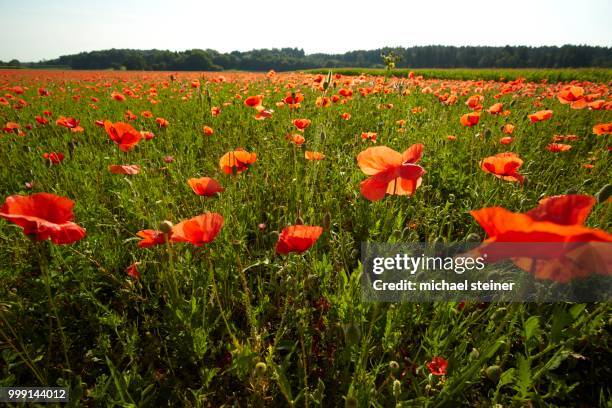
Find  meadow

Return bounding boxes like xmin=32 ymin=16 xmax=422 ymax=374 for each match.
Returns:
xmin=0 ymin=68 xmax=611 ymax=407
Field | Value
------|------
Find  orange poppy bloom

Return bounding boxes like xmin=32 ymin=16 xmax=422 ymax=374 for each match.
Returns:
xmin=305 ymin=151 xmax=325 ymax=160
xmin=487 ymin=103 xmax=503 ymax=115
xmin=361 ymin=132 xmax=377 ymax=143
xmin=108 ymin=165 xmax=141 ymax=175
xmin=275 ymin=225 xmax=323 ymax=254
xmin=292 ymin=118 xmax=311 ymax=131
xmin=219 ymin=149 xmax=257 ymax=174
xmin=244 ymin=95 xmax=263 ymax=107
xmin=446 ymin=135 xmax=457 ymax=141
xmin=3 ymin=122 xmax=20 ymax=133
xmin=203 ymin=126 xmax=214 ymax=135
xmin=557 ymin=86 xmax=584 ymax=106
xmin=502 ymin=124 xmax=515 ymax=134
xmin=341 ymin=112 xmax=351 ymax=121
xmin=460 ymin=112 xmax=480 ymax=127
xmin=56 ymin=116 xmax=80 ymax=129
xmin=546 ymin=143 xmax=572 ymax=152
xmin=286 ymin=133 xmax=305 ymax=145
xmin=357 ymin=144 xmax=425 ymax=201
xmin=466 ymin=95 xmax=483 ymax=110
xmin=211 ymin=106 xmax=221 ymax=117
xmin=499 ymin=137 xmax=514 ymax=145
xmin=188 ymin=177 xmax=224 ymax=196
xmin=0 ymin=193 xmax=86 ymax=244
xmin=155 ymin=117 xmax=169 ymax=128
xmin=284 ymin=92 xmax=304 ymax=105
xmin=141 ymin=111 xmax=153 ymax=118
xmin=592 ymin=123 xmax=612 ymax=135
xmin=480 ymin=152 xmax=524 ymax=183
xmin=104 ymin=120 xmax=142 ymax=152
xmin=528 ymin=110 xmax=553 ymax=123
xmin=170 ymin=212 xmax=224 ymax=247
xmin=137 ymin=229 xmax=168 ymax=248
xmin=254 ymin=108 xmax=273 ymax=120
xmin=470 ymin=195 xmax=612 ymax=282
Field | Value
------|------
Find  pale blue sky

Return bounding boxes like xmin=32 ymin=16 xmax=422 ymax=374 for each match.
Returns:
xmin=1 ymin=0 xmax=611 ymax=62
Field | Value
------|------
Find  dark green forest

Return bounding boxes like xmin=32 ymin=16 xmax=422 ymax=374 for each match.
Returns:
xmin=3 ymin=45 xmax=612 ymax=71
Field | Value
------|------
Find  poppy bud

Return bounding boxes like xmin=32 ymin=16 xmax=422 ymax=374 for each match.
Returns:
xmin=465 ymin=233 xmax=481 ymax=242
xmin=389 ymin=360 xmax=400 ymax=372
xmin=255 ymin=362 xmax=267 ymax=376
xmin=596 ymin=184 xmax=611 ymax=204
xmin=159 ymin=220 xmax=174 ymax=234
xmin=469 ymin=348 xmax=480 ymax=360
xmin=392 ymin=379 xmax=401 ymax=399
xmin=343 ymin=323 xmax=361 ymax=346
xmin=344 ymin=395 xmax=358 ymax=408
xmin=485 ymin=365 xmax=502 ymax=383
xmin=323 ymin=212 xmax=331 ymax=230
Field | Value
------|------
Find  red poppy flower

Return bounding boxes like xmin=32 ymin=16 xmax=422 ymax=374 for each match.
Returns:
xmin=292 ymin=118 xmax=311 ymax=131
xmin=170 ymin=212 xmax=224 ymax=247
xmin=219 ymin=149 xmax=257 ymax=174
xmin=111 ymin=91 xmax=126 ymax=101
xmin=43 ymin=152 xmax=65 ymax=164
xmin=460 ymin=112 xmax=480 ymax=126
xmin=136 ymin=229 xmax=168 ymax=248
xmin=357 ymin=144 xmax=425 ymax=201
xmin=0 ymin=193 xmax=86 ymax=244
xmin=341 ymin=112 xmax=351 ymax=120
xmin=104 ymin=120 xmax=142 ymax=152
xmin=500 ymin=137 xmax=514 ymax=145
xmin=187 ymin=177 xmax=224 ymax=196
xmin=275 ymin=225 xmax=323 ymax=254
xmin=140 ymin=130 xmax=154 ymax=140
xmin=470 ymin=195 xmax=612 ymax=282
xmin=35 ymin=116 xmax=49 ymax=125
xmin=203 ymin=126 xmax=214 ymax=135
xmin=126 ymin=262 xmax=140 ymax=279
xmin=480 ymin=152 xmax=524 ymax=183
xmin=528 ymin=110 xmax=553 ymax=123
xmin=108 ymin=165 xmax=141 ymax=175
xmin=427 ymin=357 xmax=448 ymax=376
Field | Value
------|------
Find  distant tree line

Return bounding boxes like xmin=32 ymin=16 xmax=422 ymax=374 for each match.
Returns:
xmin=6 ymin=45 xmax=612 ymax=71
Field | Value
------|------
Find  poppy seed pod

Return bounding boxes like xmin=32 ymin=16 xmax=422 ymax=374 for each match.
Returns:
xmin=159 ymin=220 xmax=174 ymax=234
xmin=485 ymin=365 xmax=502 ymax=383
xmin=255 ymin=362 xmax=267 ymax=376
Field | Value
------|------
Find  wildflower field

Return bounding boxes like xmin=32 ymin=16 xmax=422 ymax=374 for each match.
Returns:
xmin=0 ymin=68 xmax=611 ymax=407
